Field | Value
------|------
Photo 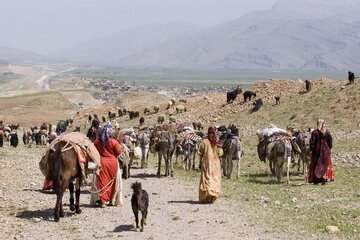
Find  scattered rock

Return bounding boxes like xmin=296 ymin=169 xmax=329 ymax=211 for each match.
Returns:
xmin=32 ymin=217 xmax=42 ymax=223
xmin=325 ymin=225 xmax=339 ymax=234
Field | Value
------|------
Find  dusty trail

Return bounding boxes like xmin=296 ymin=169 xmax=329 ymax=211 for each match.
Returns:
xmin=0 ymin=145 xmax=278 ymax=240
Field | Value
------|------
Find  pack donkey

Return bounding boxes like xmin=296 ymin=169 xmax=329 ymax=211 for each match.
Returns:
xmin=45 ymin=141 xmax=83 ymax=222
xmin=267 ymin=137 xmax=293 ymax=183
xmin=137 ymin=130 xmax=151 ymax=168
xmin=150 ymin=131 xmax=176 ymax=177
xmin=221 ymin=125 xmax=243 ymax=179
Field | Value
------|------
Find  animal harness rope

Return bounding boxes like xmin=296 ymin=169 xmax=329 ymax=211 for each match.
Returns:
xmin=88 ymin=175 xmax=116 ymax=197
xmin=61 ymin=141 xmax=74 ymax=152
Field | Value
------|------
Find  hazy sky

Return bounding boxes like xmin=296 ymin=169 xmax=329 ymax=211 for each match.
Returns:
xmin=0 ymin=0 xmax=277 ymax=55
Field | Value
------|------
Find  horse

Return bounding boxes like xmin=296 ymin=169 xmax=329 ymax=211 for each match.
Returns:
xmin=150 ymin=131 xmax=176 ymax=176
xmin=46 ymin=141 xmax=82 ymax=222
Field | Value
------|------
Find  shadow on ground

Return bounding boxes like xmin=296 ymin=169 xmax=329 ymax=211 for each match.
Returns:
xmin=16 ymin=208 xmax=54 ymax=221
xmin=130 ymin=173 xmax=162 ymax=179
xmin=113 ymin=224 xmax=135 ymax=232
xmin=168 ymin=200 xmax=201 ymax=205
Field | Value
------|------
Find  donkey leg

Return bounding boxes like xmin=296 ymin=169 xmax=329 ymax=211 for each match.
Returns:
xmin=170 ymin=154 xmax=174 ymax=177
xmin=221 ymin=157 xmax=226 ymax=177
xmin=69 ymin=181 xmax=76 ymax=212
xmin=145 ymin=148 xmax=149 ymax=168
xmin=59 ymin=180 xmax=68 ymax=218
xmin=141 ymin=147 xmax=145 ymax=169
xmin=236 ymin=160 xmax=240 ymax=180
xmin=228 ymin=158 xmax=233 ymax=179
xmin=275 ymin=159 xmax=284 ymax=183
xmin=157 ymin=154 xmax=161 ymax=176
xmin=75 ymin=179 xmax=82 ymax=214
xmin=192 ymin=151 xmax=196 ymax=171
xmin=287 ymin=156 xmax=291 ymax=185
xmin=164 ymin=156 xmax=169 ymax=176
xmin=54 ymin=193 xmax=61 ymax=222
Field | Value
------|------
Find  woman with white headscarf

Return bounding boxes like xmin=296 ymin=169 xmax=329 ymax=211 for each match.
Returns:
xmin=308 ymin=119 xmax=334 ymax=184
xmin=94 ymin=123 xmax=122 ymax=207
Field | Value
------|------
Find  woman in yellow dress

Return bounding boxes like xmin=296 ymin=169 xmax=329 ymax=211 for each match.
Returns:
xmin=198 ymin=126 xmax=223 ymax=203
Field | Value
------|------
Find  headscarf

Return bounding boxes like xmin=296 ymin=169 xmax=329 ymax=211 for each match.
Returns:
xmin=100 ymin=123 xmax=113 ymax=146
xmin=317 ymin=119 xmax=326 ymax=135
xmin=207 ymin=126 xmax=222 ymax=148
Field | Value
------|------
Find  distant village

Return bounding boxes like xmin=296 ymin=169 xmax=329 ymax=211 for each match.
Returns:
xmin=86 ymin=78 xmax=232 ymax=103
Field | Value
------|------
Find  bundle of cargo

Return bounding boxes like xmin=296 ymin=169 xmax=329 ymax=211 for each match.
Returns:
xmin=256 ymin=124 xmax=290 ymax=162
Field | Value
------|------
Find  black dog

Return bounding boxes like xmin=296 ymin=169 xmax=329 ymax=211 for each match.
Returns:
xmin=131 ymin=181 xmax=149 ymax=232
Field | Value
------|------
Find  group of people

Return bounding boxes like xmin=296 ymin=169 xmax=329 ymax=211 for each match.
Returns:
xmin=96 ymin=118 xmax=336 ymax=206
xmin=197 ymin=118 xmax=335 ymax=205
xmin=41 ymin=117 xmax=335 ymax=206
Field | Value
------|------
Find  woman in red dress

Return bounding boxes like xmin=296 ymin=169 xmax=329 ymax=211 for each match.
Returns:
xmin=308 ymin=119 xmax=334 ymax=184
xmin=94 ymin=124 xmax=122 ymax=207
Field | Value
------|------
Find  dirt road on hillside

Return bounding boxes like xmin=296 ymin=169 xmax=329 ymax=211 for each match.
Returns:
xmin=0 ymin=145 xmax=285 ymax=240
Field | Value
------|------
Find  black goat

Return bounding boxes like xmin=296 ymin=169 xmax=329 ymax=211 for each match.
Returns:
xmin=348 ymin=71 xmax=355 ymax=84
xmin=10 ymin=132 xmax=19 ymax=148
xmin=129 ymin=111 xmax=140 ymax=120
xmin=192 ymin=121 xmax=203 ymax=130
xmin=251 ymin=99 xmax=263 ymax=112
xmin=226 ymin=87 xmax=242 ymax=103
xmin=274 ymin=96 xmax=280 ymax=105
xmin=131 ymin=182 xmax=149 ymax=232
xmin=305 ymin=80 xmax=312 ymax=92
xmin=243 ymin=91 xmax=256 ymax=102
xmin=108 ymin=111 xmax=116 ymax=120
xmin=139 ymin=117 xmax=145 ymax=126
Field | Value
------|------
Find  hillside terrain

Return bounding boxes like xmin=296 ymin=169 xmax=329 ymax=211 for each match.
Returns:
xmin=1 ymin=76 xmax=360 ymax=239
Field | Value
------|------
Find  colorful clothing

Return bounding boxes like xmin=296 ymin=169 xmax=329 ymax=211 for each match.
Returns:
xmin=56 ymin=120 xmax=67 ymax=135
xmin=198 ymin=138 xmax=223 ymax=203
xmin=308 ymin=128 xmax=334 ymax=183
xmin=94 ymin=138 xmax=122 ymax=205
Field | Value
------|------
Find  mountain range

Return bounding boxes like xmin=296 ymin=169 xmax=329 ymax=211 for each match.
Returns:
xmin=1 ymin=0 xmax=360 ymax=70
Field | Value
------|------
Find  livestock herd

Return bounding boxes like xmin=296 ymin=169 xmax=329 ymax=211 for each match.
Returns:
xmin=0 ymin=80 xmax=321 ymax=185
xmin=0 ymin=82 xmax=332 ymax=226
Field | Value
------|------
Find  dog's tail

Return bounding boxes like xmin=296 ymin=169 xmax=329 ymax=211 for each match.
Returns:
xmin=131 ymin=181 xmax=142 ymax=193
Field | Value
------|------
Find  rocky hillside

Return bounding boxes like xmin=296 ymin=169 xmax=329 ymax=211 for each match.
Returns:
xmin=107 ymin=78 xmax=357 ymax=131
xmin=0 ymin=91 xmax=77 ymax=126
xmin=68 ymin=77 xmax=360 ymax=140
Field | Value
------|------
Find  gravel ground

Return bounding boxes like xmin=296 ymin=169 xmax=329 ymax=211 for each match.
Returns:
xmin=0 ymin=144 xmax=282 ymax=240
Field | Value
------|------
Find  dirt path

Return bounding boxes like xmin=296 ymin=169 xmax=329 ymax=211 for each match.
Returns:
xmin=0 ymin=145 xmax=280 ymax=240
